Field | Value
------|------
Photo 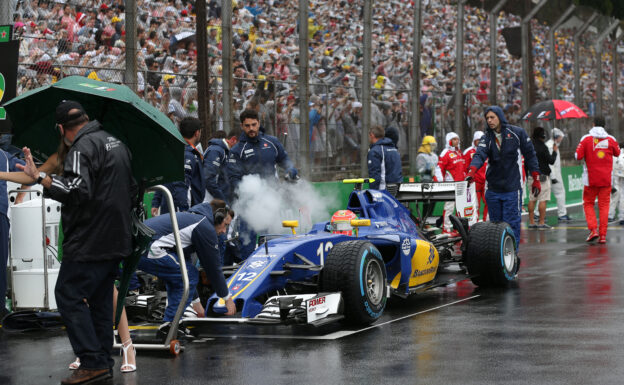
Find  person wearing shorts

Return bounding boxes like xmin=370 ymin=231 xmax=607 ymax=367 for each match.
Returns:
xmin=527 ymin=127 xmax=557 ymax=229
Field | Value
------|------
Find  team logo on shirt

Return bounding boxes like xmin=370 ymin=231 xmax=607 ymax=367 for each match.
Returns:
xmin=597 ymin=151 xmax=605 ymax=159
xmin=449 ymin=153 xmax=456 ymax=158
xmin=594 ymin=139 xmax=608 ymax=149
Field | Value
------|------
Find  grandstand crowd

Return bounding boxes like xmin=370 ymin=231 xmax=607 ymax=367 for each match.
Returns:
xmin=9 ymin=0 xmax=624 ymax=167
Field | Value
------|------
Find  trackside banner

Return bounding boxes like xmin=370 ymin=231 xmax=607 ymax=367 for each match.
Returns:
xmin=0 ymin=35 xmax=19 ymax=134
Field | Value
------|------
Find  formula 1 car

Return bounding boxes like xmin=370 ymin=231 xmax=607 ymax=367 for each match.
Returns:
xmin=191 ymin=179 xmax=518 ymax=327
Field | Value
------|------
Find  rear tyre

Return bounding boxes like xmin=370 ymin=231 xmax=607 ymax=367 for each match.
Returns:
xmin=321 ymin=241 xmax=387 ymax=325
xmin=465 ymin=221 xmax=518 ymax=287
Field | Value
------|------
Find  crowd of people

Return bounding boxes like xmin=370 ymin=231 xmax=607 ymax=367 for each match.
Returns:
xmin=10 ymin=0 xmax=624 ymax=173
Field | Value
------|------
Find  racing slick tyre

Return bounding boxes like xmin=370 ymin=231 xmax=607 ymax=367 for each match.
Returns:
xmin=320 ymin=241 xmax=387 ymax=325
xmin=465 ymin=221 xmax=518 ymax=287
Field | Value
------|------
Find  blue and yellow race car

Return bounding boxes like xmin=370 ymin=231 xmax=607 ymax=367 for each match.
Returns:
xmin=197 ymin=179 xmax=518 ymax=327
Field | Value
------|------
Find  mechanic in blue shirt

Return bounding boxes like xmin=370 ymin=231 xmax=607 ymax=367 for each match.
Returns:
xmin=203 ymin=127 xmax=241 ymax=204
xmin=466 ymin=106 xmax=541 ymax=250
xmin=367 ymin=125 xmax=402 ymax=192
xmin=138 ymin=200 xmax=236 ymax=330
xmin=152 ymin=117 xmax=205 ymax=216
xmin=0 ymin=150 xmax=24 ymax=319
xmin=227 ymin=109 xmax=298 ymax=260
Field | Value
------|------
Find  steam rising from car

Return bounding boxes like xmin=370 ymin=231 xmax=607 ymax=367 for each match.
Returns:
xmin=232 ymin=174 xmax=337 ymax=236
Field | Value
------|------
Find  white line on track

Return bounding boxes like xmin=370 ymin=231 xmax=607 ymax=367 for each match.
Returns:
xmin=203 ymin=295 xmax=481 ymax=341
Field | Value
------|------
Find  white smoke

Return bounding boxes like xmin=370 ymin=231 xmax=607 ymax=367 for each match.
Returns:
xmin=232 ymin=174 xmax=337 ymax=235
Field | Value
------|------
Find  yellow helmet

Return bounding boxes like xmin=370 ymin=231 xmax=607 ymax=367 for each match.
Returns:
xmin=419 ymin=136 xmax=437 ymax=154
xmin=422 ymin=136 xmax=436 ymax=146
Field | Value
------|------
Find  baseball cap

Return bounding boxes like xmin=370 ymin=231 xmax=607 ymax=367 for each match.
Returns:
xmin=55 ymin=100 xmax=86 ymax=125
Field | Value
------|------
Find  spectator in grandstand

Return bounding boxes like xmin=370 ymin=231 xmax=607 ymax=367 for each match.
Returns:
xmin=575 ymin=116 xmax=621 ymax=244
xmin=527 ymin=127 xmax=557 ymax=230
xmin=467 ymin=106 xmax=541 ymax=251
xmin=546 ymin=128 xmax=570 ymax=222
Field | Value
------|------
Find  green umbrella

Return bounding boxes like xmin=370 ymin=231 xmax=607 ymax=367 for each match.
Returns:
xmin=3 ymin=75 xmax=186 ymax=186
xmin=3 ymin=76 xmax=185 ymax=327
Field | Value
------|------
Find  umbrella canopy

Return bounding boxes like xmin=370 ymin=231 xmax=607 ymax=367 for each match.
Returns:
xmin=170 ymin=30 xmax=195 ymax=53
xmin=521 ymin=99 xmax=587 ymax=121
xmin=3 ymin=76 xmax=185 ymax=187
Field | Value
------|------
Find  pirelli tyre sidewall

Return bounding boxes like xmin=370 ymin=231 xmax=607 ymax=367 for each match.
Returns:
xmin=321 ymin=240 xmax=387 ymax=325
xmin=465 ymin=221 xmax=518 ymax=287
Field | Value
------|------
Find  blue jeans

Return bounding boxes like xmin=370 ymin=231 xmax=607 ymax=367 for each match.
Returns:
xmin=485 ymin=189 xmax=521 ymax=249
xmin=138 ymin=253 xmax=199 ymax=322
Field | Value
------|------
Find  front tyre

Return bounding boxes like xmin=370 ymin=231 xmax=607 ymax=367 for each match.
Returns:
xmin=465 ymin=221 xmax=518 ymax=287
xmin=321 ymin=241 xmax=387 ymax=325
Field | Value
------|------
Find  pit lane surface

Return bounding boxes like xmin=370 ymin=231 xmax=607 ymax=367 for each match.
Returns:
xmin=2 ymin=220 xmax=624 ymax=385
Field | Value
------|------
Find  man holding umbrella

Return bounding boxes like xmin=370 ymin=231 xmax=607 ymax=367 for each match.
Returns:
xmin=21 ymin=100 xmax=136 ymax=385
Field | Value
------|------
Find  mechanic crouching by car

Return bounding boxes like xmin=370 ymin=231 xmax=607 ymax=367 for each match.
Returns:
xmin=137 ymin=200 xmax=237 ymax=336
xmin=367 ymin=125 xmax=402 ymax=195
xmin=227 ymin=109 xmax=298 ymax=260
xmin=466 ymin=106 xmax=541 ymax=251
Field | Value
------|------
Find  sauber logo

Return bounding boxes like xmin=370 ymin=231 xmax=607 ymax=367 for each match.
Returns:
xmin=401 ymin=238 xmax=411 ymax=255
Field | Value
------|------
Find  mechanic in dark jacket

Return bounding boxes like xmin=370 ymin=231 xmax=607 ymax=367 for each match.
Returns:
xmin=528 ymin=126 xmax=557 ymax=229
xmin=138 ymin=200 xmax=236 ymax=326
xmin=227 ymin=110 xmax=297 ymax=185
xmin=152 ymin=117 xmax=205 ymax=215
xmin=203 ymin=128 xmax=241 ymax=204
xmin=367 ymin=125 xmax=402 ymax=191
xmin=21 ymin=101 xmax=136 ymax=384
xmin=227 ymin=109 xmax=298 ymax=260
xmin=467 ymin=105 xmax=541 ymax=250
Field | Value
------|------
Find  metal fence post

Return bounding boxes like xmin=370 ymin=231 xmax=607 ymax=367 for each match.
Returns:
xmin=521 ymin=0 xmax=548 ymax=113
xmin=297 ymin=0 xmax=310 ymax=179
xmin=489 ymin=0 xmax=508 ymax=106
xmin=595 ymin=19 xmax=619 ymax=118
xmin=410 ymin=0 xmax=422 ymax=175
xmin=574 ymin=13 xmax=598 ymax=111
xmin=222 ymin=0 xmax=233 ymax=136
xmin=549 ymin=5 xmax=575 ymax=100
xmin=361 ymin=0 xmax=372 ymax=178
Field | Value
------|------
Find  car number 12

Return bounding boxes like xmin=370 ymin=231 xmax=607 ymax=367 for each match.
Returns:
xmin=236 ymin=272 xmax=257 ymax=282
xmin=316 ymin=242 xmax=333 ymax=265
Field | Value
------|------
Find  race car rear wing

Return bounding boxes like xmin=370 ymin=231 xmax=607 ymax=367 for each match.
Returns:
xmin=395 ymin=181 xmax=477 ymax=227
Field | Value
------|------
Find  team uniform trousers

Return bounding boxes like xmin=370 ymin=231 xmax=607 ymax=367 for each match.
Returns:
xmin=476 ymin=182 xmax=488 ymax=220
xmin=551 ymin=179 xmax=567 ymax=217
xmin=583 ymin=186 xmax=611 ymax=236
xmin=54 ymin=259 xmax=120 ymax=370
xmin=485 ymin=189 xmax=521 ymax=249
xmin=137 ymin=252 xmax=199 ymax=322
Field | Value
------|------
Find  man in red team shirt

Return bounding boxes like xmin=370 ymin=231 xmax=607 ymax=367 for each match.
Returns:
xmin=463 ymin=131 xmax=487 ymax=221
xmin=435 ymin=132 xmax=466 ymax=233
xmin=575 ymin=116 xmax=621 ymax=243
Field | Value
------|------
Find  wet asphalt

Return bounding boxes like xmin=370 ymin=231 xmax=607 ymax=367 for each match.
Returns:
xmin=2 ymin=216 xmax=624 ymax=385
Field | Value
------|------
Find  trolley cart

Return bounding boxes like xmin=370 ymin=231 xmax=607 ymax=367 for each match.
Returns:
xmin=113 ymin=185 xmax=189 ymax=356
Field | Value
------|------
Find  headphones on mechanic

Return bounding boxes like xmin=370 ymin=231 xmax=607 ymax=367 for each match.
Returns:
xmin=214 ymin=206 xmax=230 ymax=225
